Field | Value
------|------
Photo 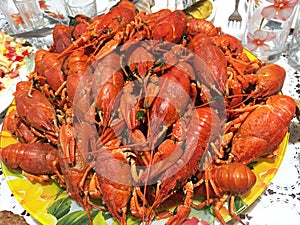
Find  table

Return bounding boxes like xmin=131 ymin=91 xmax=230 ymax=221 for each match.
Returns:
xmin=1 ymin=1 xmax=300 ymax=225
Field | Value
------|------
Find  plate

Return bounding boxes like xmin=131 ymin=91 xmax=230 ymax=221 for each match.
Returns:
xmin=0 ymin=55 xmax=34 ymax=115
xmin=0 ymin=101 xmax=289 ymax=224
xmin=0 ymin=48 xmax=290 ymax=224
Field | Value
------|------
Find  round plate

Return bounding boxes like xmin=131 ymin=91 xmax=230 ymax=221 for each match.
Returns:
xmin=0 ymin=46 xmax=289 ymax=225
xmin=0 ymin=102 xmax=289 ymax=225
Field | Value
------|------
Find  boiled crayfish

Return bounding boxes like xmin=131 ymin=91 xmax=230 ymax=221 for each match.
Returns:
xmin=0 ymin=1 xmax=296 ymax=225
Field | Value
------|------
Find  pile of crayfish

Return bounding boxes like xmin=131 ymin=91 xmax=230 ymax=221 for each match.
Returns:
xmin=0 ymin=0 xmax=296 ymax=225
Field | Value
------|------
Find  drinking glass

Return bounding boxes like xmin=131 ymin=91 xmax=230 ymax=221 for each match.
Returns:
xmin=243 ymin=0 xmax=299 ymax=62
xmin=0 ymin=0 xmax=33 ymax=34
xmin=65 ymin=0 xmax=97 ymax=17
xmin=288 ymin=6 xmax=300 ymax=69
xmin=13 ymin=0 xmax=45 ymax=29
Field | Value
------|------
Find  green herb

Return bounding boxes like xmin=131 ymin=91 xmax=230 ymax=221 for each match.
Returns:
xmin=136 ymin=110 xmax=145 ymax=120
xmin=144 ymin=101 xmax=149 ymax=108
xmin=176 ymin=11 xmax=182 ymax=16
xmin=153 ymin=60 xmax=165 ymax=68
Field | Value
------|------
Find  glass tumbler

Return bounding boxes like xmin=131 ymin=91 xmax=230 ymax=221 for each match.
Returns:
xmin=13 ymin=0 xmax=45 ymax=29
xmin=0 ymin=0 xmax=33 ymax=34
xmin=243 ymin=0 xmax=299 ymax=62
xmin=288 ymin=6 xmax=300 ymax=69
xmin=65 ymin=0 xmax=97 ymax=17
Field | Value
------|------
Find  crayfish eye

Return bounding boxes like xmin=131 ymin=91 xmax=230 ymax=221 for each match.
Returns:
xmin=191 ymin=175 xmax=198 ymax=184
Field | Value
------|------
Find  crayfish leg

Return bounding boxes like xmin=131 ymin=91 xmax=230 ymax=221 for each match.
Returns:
xmin=228 ymin=196 xmax=246 ymax=225
xmin=22 ymin=171 xmax=50 ymax=184
xmin=213 ymin=194 xmax=229 ymax=225
xmin=130 ymin=187 xmax=150 ymax=220
xmin=50 ymin=161 xmax=65 ymax=185
xmin=213 ymin=195 xmax=246 ymax=225
xmin=191 ymin=198 xmax=214 ymax=210
xmin=165 ymin=182 xmax=194 ymax=225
